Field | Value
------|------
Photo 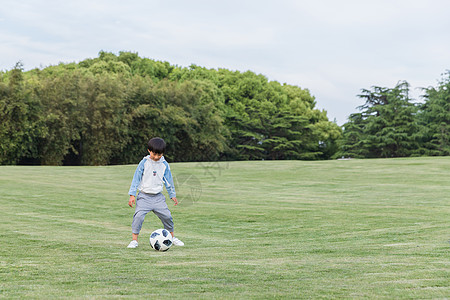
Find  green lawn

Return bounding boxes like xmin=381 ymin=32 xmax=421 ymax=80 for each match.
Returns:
xmin=0 ymin=157 xmax=449 ymax=299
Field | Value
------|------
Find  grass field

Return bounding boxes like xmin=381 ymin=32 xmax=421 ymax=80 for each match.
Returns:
xmin=0 ymin=157 xmax=449 ymax=299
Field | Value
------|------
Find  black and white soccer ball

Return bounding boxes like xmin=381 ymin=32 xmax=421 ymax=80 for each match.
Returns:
xmin=149 ymin=229 xmax=173 ymax=251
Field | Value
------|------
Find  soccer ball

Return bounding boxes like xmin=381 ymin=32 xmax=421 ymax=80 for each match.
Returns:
xmin=149 ymin=229 xmax=173 ymax=251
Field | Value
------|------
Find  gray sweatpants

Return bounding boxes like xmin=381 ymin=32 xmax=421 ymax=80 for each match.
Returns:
xmin=132 ymin=192 xmax=174 ymax=234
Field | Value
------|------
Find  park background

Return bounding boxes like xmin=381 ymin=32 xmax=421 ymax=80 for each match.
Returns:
xmin=0 ymin=1 xmax=449 ymax=298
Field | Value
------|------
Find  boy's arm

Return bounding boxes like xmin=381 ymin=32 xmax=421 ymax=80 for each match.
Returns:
xmin=163 ymin=163 xmax=176 ymax=199
xmin=128 ymin=159 xmax=145 ymax=197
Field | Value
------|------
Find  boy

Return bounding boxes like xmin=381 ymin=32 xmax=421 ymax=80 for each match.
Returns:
xmin=127 ymin=137 xmax=184 ymax=248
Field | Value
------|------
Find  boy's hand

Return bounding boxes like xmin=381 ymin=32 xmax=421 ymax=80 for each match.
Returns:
xmin=172 ymin=197 xmax=178 ymax=206
xmin=128 ymin=195 xmax=136 ymax=207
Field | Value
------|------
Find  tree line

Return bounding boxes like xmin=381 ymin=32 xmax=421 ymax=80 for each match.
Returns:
xmin=1 ymin=52 xmax=448 ymax=165
xmin=337 ymin=77 xmax=449 ymax=158
xmin=0 ymin=51 xmax=341 ymax=165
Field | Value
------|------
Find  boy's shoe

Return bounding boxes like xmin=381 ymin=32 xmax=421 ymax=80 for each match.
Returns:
xmin=127 ymin=240 xmax=138 ymax=248
xmin=173 ymin=237 xmax=184 ymax=246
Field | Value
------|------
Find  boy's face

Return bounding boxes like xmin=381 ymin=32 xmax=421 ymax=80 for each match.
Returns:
xmin=148 ymin=150 xmax=163 ymax=161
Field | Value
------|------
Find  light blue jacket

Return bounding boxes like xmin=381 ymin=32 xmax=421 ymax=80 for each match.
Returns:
xmin=128 ymin=155 xmax=176 ymax=198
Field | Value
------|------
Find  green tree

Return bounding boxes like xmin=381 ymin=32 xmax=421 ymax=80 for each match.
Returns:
xmin=119 ymin=77 xmax=227 ymax=163
xmin=0 ymin=63 xmax=44 ymax=164
xmin=339 ymin=81 xmax=418 ymax=158
xmin=219 ymin=70 xmax=341 ymax=160
xmin=79 ymin=74 xmax=130 ymax=165
xmin=30 ymin=68 xmax=87 ymax=165
xmin=416 ymin=72 xmax=450 ymax=156
xmin=336 ymin=113 xmax=368 ymax=158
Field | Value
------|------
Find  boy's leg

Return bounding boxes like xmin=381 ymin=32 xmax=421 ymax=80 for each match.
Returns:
xmin=152 ymin=194 xmax=174 ymax=232
xmin=152 ymin=194 xmax=183 ymax=245
xmin=153 ymin=195 xmax=184 ymax=246
xmin=131 ymin=193 xmax=153 ymax=239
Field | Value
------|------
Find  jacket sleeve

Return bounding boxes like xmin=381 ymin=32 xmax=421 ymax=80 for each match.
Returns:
xmin=163 ymin=162 xmax=176 ymax=199
xmin=128 ymin=159 xmax=145 ymax=196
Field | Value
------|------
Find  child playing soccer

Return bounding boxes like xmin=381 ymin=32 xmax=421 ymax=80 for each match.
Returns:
xmin=127 ymin=137 xmax=184 ymax=248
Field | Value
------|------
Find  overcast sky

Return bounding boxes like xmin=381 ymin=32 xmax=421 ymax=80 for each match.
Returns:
xmin=1 ymin=0 xmax=450 ymax=125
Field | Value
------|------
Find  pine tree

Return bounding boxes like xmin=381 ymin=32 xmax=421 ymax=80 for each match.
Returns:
xmin=416 ymin=72 xmax=450 ymax=156
xmin=339 ymin=81 xmax=418 ymax=158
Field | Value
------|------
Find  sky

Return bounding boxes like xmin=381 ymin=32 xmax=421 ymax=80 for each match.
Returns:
xmin=1 ymin=0 xmax=450 ymax=125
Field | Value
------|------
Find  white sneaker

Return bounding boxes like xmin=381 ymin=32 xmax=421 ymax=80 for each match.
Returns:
xmin=173 ymin=237 xmax=184 ymax=246
xmin=127 ymin=240 xmax=138 ymax=248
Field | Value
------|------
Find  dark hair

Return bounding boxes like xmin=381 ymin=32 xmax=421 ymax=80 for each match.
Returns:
xmin=147 ymin=137 xmax=166 ymax=154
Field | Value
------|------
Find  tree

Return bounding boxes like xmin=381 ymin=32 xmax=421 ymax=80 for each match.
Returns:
xmin=0 ymin=63 xmax=43 ymax=164
xmin=220 ymin=71 xmax=341 ymax=160
xmin=31 ymin=68 xmax=87 ymax=165
xmin=79 ymin=73 xmax=130 ymax=165
xmin=339 ymin=81 xmax=418 ymax=158
xmin=415 ymin=72 xmax=450 ymax=156
xmin=119 ymin=78 xmax=227 ymax=163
